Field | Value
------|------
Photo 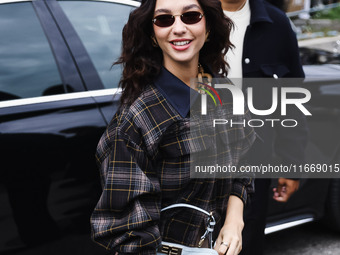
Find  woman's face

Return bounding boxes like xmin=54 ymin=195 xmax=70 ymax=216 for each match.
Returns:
xmin=153 ymin=0 xmax=207 ymax=68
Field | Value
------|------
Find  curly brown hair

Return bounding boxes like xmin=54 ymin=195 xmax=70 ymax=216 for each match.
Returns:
xmin=115 ymin=0 xmax=233 ymax=105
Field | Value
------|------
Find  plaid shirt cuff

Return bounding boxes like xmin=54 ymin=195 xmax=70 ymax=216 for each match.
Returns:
xmin=230 ymin=177 xmax=254 ymax=205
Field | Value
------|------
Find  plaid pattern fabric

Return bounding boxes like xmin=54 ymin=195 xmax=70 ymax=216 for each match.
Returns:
xmin=91 ymin=84 xmax=255 ymax=255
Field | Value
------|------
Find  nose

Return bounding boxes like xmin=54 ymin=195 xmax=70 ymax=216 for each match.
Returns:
xmin=172 ymin=16 xmax=187 ymax=35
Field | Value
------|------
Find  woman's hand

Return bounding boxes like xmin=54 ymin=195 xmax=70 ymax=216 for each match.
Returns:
xmin=214 ymin=219 xmax=243 ymax=255
xmin=214 ymin=196 xmax=244 ymax=255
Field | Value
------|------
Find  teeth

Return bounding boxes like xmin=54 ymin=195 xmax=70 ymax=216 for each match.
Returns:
xmin=173 ymin=40 xmax=190 ymax=46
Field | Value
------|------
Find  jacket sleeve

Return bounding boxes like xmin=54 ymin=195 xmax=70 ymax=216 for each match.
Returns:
xmin=231 ymin=108 xmax=256 ymax=205
xmin=91 ymin=120 xmax=162 ymax=255
xmin=231 ymin=170 xmax=255 ymax=205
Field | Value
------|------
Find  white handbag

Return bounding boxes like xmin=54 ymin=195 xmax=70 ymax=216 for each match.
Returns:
xmin=157 ymin=203 xmax=218 ymax=255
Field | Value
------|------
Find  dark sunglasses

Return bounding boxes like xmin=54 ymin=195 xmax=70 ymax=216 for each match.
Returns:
xmin=152 ymin=11 xmax=204 ymax=27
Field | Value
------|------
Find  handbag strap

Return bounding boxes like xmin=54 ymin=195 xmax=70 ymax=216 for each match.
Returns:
xmin=161 ymin=203 xmax=216 ymax=249
xmin=161 ymin=203 xmax=211 ymax=216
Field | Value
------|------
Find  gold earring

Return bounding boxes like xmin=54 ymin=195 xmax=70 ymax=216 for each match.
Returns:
xmin=151 ymin=36 xmax=159 ymax=47
xmin=205 ymin=31 xmax=210 ymax=42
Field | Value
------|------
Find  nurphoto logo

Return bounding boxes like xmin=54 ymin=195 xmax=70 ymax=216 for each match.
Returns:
xmin=195 ymin=78 xmax=312 ymax=128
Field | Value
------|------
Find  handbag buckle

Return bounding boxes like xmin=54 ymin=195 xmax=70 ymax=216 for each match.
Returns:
xmin=159 ymin=244 xmax=182 ymax=255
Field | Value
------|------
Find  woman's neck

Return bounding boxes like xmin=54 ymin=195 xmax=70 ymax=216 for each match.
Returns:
xmin=164 ymin=61 xmax=199 ymax=87
xmin=221 ymin=0 xmax=247 ymax=11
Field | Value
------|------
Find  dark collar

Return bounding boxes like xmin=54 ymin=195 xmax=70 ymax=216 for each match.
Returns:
xmin=249 ymin=0 xmax=273 ymax=25
xmin=154 ymin=67 xmax=196 ymax=118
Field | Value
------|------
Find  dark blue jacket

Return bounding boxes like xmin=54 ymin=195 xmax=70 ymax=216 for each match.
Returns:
xmin=241 ymin=0 xmax=308 ymax=166
xmin=242 ymin=0 xmax=304 ymax=79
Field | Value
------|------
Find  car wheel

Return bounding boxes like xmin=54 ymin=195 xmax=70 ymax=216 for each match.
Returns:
xmin=324 ymin=178 xmax=340 ymax=232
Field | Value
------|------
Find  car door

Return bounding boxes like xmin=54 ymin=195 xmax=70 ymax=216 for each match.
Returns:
xmin=266 ymin=65 xmax=340 ymax=233
xmin=0 ymin=0 xmax=110 ymax=252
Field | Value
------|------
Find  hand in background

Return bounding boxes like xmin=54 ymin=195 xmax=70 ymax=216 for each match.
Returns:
xmin=273 ymin=178 xmax=300 ymax=202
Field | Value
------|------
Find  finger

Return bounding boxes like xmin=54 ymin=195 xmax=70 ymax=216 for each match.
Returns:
xmin=218 ymin=240 xmax=230 ymax=255
xmin=225 ymin=240 xmax=239 ymax=255
xmin=214 ymin=237 xmax=222 ymax=252
xmin=276 ymin=183 xmax=283 ymax=194
xmin=273 ymin=196 xmax=286 ymax=202
xmin=237 ymin=244 xmax=242 ymax=254
xmin=273 ymin=187 xmax=284 ymax=200
xmin=279 ymin=179 xmax=300 ymax=192
xmin=273 ymin=192 xmax=289 ymax=202
xmin=233 ymin=239 xmax=242 ymax=255
xmin=274 ymin=183 xmax=288 ymax=197
xmin=227 ymin=236 xmax=241 ymax=255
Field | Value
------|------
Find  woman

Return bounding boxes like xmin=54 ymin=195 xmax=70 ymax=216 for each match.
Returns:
xmin=90 ymin=0 xmax=255 ymax=254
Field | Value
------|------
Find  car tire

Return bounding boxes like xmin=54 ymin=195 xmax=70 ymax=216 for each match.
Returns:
xmin=324 ymin=178 xmax=340 ymax=232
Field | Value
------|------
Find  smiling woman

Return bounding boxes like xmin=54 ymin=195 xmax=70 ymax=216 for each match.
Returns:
xmin=113 ymin=0 xmax=233 ymax=106
xmin=90 ymin=0 xmax=255 ymax=255
xmin=152 ymin=0 xmax=207 ymax=72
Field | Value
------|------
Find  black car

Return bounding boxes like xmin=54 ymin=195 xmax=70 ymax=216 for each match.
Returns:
xmin=0 ymin=0 xmax=339 ymax=254
xmin=266 ymin=64 xmax=340 ymax=234
xmin=0 ymin=0 xmax=137 ymax=253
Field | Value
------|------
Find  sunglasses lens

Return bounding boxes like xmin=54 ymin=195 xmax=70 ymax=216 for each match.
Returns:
xmin=153 ymin=12 xmax=203 ymax=27
xmin=153 ymin=15 xmax=174 ymax=27
xmin=181 ymin=11 xmax=202 ymax=24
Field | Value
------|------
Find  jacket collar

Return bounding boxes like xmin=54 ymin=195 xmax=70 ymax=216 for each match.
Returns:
xmin=154 ymin=66 xmax=194 ymax=118
xmin=249 ymin=0 xmax=273 ymax=25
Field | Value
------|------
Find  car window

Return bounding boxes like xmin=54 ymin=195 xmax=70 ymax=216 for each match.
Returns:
xmin=0 ymin=2 xmax=63 ymax=102
xmin=58 ymin=1 xmax=134 ymax=89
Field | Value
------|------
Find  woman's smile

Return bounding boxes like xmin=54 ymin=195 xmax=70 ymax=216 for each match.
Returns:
xmin=170 ymin=39 xmax=193 ymax=51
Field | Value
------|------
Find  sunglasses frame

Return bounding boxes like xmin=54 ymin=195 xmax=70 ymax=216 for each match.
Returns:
xmin=152 ymin=11 xmax=204 ymax=28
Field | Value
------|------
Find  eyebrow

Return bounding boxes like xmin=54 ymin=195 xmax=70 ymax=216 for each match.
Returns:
xmin=183 ymin=4 xmax=201 ymax=12
xmin=154 ymin=4 xmax=202 ymax=15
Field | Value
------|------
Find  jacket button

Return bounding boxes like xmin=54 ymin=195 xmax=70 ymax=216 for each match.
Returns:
xmin=273 ymin=74 xmax=278 ymax=79
xmin=244 ymin=58 xmax=250 ymax=64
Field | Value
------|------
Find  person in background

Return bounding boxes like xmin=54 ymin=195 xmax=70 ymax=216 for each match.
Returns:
xmin=219 ymin=0 xmax=308 ymax=254
xmin=91 ymin=0 xmax=256 ymax=254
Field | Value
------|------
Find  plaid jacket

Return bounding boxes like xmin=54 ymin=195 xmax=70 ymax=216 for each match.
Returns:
xmin=91 ymin=68 xmax=256 ymax=255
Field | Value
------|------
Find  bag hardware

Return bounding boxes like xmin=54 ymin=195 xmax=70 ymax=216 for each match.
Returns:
xmin=159 ymin=244 xmax=182 ymax=255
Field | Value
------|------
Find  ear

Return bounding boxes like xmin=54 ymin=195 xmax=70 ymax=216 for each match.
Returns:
xmin=151 ymin=36 xmax=159 ymax=47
